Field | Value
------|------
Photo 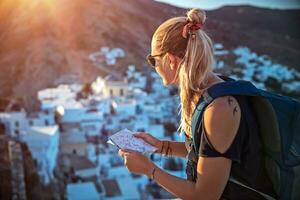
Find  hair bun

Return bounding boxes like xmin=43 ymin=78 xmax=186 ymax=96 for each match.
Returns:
xmin=186 ymin=8 xmax=206 ymax=25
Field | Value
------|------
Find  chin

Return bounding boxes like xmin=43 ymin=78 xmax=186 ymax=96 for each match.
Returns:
xmin=164 ymin=79 xmax=178 ymax=86
xmin=164 ymin=82 xmax=174 ymax=87
xmin=162 ymin=79 xmax=170 ymax=86
xmin=161 ymin=77 xmax=174 ymax=86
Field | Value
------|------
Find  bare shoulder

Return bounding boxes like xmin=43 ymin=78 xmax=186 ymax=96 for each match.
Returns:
xmin=203 ymin=95 xmax=241 ymax=153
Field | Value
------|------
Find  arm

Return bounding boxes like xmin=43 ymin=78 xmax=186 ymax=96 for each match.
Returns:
xmin=120 ymin=96 xmax=241 ymax=199
xmin=134 ymin=133 xmax=188 ymax=158
xmin=146 ymin=156 xmax=231 ymax=199
xmin=166 ymin=140 xmax=188 ymax=158
xmin=150 ymin=96 xmax=241 ymax=199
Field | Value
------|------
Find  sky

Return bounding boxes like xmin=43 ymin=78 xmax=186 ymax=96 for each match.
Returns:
xmin=155 ymin=0 xmax=300 ymax=10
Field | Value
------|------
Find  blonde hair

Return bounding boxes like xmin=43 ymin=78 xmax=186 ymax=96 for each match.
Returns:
xmin=152 ymin=8 xmax=215 ymax=137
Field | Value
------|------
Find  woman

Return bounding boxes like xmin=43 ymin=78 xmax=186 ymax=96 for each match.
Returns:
xmin=119 ymin=8 xmax=276 ymax=199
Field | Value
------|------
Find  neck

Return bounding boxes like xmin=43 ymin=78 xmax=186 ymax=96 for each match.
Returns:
xmin=205 ymin=72 xmax=224 ymax=88
xmin=169 ymin=66 xmax=181 ymax=85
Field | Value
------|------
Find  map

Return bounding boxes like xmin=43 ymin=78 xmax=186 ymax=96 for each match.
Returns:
xmin=107 ymin=129 xmax=158 ymax=153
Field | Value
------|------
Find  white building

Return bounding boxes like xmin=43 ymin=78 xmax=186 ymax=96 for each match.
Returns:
xmin=80 ymin=108 xmax=104 ymax=136
xmin=101 ymin=172 xmax=147 ymax=200
xmin=38 ymin=84 xmax=80 ymax=108
xmin=68 ymin=155 xmax=100 ymax=179
xmin=60 ymin=106 xmax=104 ymax=136
xmin=28 ymin=110 xmax=56 ymax=127
xmin=60 ymin=130 xmax=88 ymax=157
xmin=67 ymin=182 xmax=100 ymax=200
xmin=128 ymin=71 xmax=147 ymax=90
xmin=95 ymin=98 xmax=112 ymax=114
xmin=143 ymin=101 xmax=163 ymax=118
xmin=112 ymin=176 xmax=140 ymax=200
xmin=21 ymin=125 xmax=60 ymax=184
xmin=111 ymin=98 xmax=136 ymax=116
xmin=0 ymin=110 xmax=29 ymax=137
xmin=89 ymin=47 xmax=125 ymax=66
xmin=146 ymin=124 xmax=165 ymax=139
xmin=133 ymin=115 xmax=150 ymax=132
xmin=101 ymin=75 xmax=129 ymax=97
xmin=38 ymin=82 xmax=108 ymax=136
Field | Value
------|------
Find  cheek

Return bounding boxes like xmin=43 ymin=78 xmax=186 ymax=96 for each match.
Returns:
xmin=154 ymin=67 xmax=167 ymax=85
xmin=155 ymin=66 xmax=165 ymax=79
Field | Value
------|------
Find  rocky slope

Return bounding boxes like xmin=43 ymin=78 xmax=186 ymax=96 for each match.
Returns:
xmin=0 ymin=0 xmax=299 ymax=110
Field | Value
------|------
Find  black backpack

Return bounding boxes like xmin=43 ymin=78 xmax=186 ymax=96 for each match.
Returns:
xmin=191 ymin=77 xmax=300 ymax=200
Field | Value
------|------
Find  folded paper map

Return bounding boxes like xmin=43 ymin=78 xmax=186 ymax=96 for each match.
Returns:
xmin=107 ymin=129 xmax=157 ymax=153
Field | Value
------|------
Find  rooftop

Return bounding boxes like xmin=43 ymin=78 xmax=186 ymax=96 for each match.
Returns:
xmin=67 ymin=182 xmax=99 ymax=200
xmin=104 ymin=74 xmax=124 ymax=82
xmin=102 ymin=179 xmax=121 ymax=197
xmin=30 ymin=125 xmax=58 ymax=136
xmin=69 ymin=154 xmax=96 ymax=171
xmin=61 ymin=131 xmax=86 ymax=144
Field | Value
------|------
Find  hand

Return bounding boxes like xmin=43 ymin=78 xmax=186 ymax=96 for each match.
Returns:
xmin=118 ymin=149 xmax=155 ymax=177
xmin=133 ymin=132 xmax=163 ymax=153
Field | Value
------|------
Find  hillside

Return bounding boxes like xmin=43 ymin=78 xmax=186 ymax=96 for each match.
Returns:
xmin=0 ymin=0 xmax=299 ymax=110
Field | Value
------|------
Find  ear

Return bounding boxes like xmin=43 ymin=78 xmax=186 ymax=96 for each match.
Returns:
xmin=166 ymin=52 xmax=177 ymax=70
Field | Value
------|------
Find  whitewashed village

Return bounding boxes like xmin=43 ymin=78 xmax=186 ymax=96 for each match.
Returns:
xmin=1 ymin=44 xmax=300 ymax=200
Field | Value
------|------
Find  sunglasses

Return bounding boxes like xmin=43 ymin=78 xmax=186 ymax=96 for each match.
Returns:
xmin=146 ymin=53 xmax=165 ymax=68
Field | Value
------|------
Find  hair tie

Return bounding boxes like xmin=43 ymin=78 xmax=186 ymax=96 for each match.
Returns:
xmin=182 ymin=20 xmax=203 ymax=39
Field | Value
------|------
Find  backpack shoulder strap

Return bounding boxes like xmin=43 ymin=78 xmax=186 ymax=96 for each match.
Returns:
xmin=192 ymin=80 xmax=261 ymax=152
xmin=206 ymin=80 xmax=260 ymax=100
xmin=229 ymin=177 xmax=276 ymax=200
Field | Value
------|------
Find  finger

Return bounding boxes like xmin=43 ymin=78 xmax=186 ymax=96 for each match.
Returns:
xmin=133 ymin=132 xmax=149 ymax=139
xmin=133 ymin=132 xmax=148 ymax=136
xmin=118 ymin=150 xmax=123 ymax=157
xmin=118 ymin=149 xmax=126 ymax=157
xmin=120 ymin=149 xmax=132 ymax=156
xmin=134 ymin=131 xmax=147 ymax=134
xmin=123 ymin=149 xmax=138 ymax=154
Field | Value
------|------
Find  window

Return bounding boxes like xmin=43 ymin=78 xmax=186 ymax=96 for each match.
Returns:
xmin=0 ymin=123 xmax=5 ymax=135
xmin=15 ymin=130 xmax=19 ymax=135
xmin=83 ymin=125 xmax=96 ymax=131
xmin=33 ymin=159 xmax=38 ymax=168
xmin=72 ymin=149 xmax=77 ymax=155
xmin=44 ymin=109 xmax=49 ymax=115
xmin=38 ymin=161 xmax=43 ymax=171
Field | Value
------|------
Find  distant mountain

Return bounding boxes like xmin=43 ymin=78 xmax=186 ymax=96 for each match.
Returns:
xmin=206 ymin=6 xmax=300 ymax=69
xmin=208 ymin=5 xmax=300 ymax=39
xmin=0 ymin=0 xmax=299 ymax=111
